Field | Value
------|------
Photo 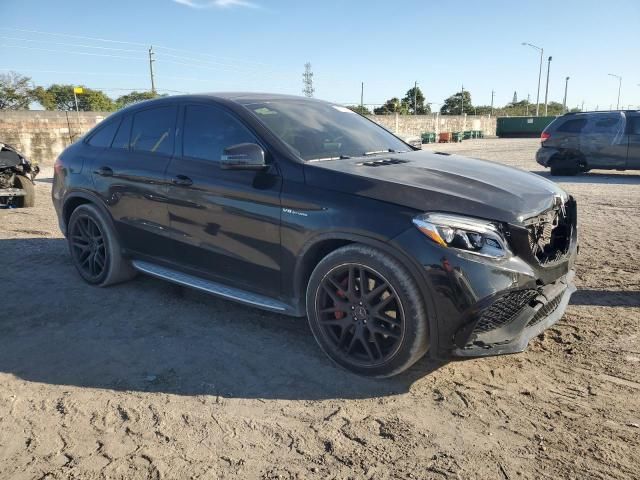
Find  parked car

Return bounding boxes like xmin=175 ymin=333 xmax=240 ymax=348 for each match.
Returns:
xmin=536 ymin=110 xmax=640 ymax=175
xmin=0 ymin=143 xmax=39 ymax=208
xmin=52 ymin=94 xmax=578 ymax=377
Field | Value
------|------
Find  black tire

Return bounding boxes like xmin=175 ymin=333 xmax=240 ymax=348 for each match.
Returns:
xmin=14 ymin=175 xmax=35 ymax=207
xmin=67 ymin=203 xmax=136 ymax=286
xmin=306 ymin=244 xmax=429 ymax=377
xmin=549 ymin=153 xmax=580 ymax=176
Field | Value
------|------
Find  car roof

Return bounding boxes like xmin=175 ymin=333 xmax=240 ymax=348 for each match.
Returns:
xmin=115 ymin=92 xmax=332 ymax=116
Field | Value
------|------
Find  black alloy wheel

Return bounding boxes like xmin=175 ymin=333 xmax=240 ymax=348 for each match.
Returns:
xmin=69 ymin=213 xmax=108 ymax=282
xmin=315 ymin=263 xmax=405 ymax=367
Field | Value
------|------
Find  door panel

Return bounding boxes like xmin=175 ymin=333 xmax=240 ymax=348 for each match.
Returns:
xmin=580 ymin=113 xmax=627 ymax=168
xmin=164 ymin=103 xmax=282 ymax=297
xmin=626 ymin=116 xmax=640 ymax=170
xmin=91 ymin=105 xmax=177 ymax=259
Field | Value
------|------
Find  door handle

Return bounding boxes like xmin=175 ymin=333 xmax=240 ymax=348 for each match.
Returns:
xmin=94 ymin=166 xmax=113 ymax=177
xmin=172 ymin=175 xmax=193 ymax=187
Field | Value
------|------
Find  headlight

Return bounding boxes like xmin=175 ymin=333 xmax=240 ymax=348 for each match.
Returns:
xmin=412 ymin=213 xmax=510 ymax=258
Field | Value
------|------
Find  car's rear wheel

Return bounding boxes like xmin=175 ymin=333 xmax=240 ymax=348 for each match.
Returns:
xmin=67 ymin=204 xmax=136 ymax=286
xmin=549 ymin=153 xmax=581 ymax=176
xmin=306 ymin=244 xmax=429 ymax=377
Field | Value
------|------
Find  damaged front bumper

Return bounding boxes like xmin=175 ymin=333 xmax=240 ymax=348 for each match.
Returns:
xmin=451 ymin=270 xmax=575 ymax=357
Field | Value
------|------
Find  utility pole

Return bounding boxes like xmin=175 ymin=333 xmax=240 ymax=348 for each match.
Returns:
xmin=148 ymin=46 xmax=156 ymax=95
xmin=526 ymin=93 xmax=530 ymax=115
xmin=490 ymin=90 xmax=495 ymax=116
xmin=414 ymin=81 xmax=418 ymax=115
xmin=460 ymin=84 xmax=464 ymax=115
xmin=522 ymin=42 xmax=544 ymax=116
xmin=302 ymin=62 xmax=314 ymax=98
xmin=360 ymin=82 xmax=364 ymax=111
xmin=607 ymin=73 xmax=621 ymax=109
xmin=562 ymin=76 xmax=570 ymax=113
xmin=544 ymin=56 xmax=552 ymax=116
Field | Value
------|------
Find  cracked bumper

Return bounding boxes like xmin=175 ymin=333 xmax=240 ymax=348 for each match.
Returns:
xmin=451 ymin=270 xmax=576 ymax=357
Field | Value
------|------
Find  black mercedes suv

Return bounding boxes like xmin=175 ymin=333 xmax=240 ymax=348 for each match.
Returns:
xmin=53 ymin=93 xmax=578 ymax=377
xmin=537 ymin=110 xmax=640 ymax=175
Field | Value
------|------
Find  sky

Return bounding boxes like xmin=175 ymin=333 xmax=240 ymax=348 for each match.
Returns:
xmin=1 ymin=0 xmax=639 ymax=111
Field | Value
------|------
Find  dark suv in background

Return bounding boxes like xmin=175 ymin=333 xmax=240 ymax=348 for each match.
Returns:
xmin=53 ymin=93 xmax=578 ymax=377
xmin=537 ymin=110 xmax=640 ymax=175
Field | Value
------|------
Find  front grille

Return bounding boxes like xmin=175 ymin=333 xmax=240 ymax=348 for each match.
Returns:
xmin=473 ymin=290 xmax=538 ymax=334
xmin=527 ymin=292 xmax=563 ymax=327
xmin=525 ymin=199 xmax=572 ymax=265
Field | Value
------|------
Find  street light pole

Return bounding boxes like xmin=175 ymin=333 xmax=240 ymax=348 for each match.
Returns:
xmin=563 ymin=76 xmax=570 ymax=113
xmin=414 ymin=81 xmax=418 ymax=115
xmin=461 ymin=84 xmax=464 ymax=115
xmin=607 ymin=74 xmax=622 ymax=110
xmin=544 ymin=56 xmax=552 ymax=116
xmin=522 ymin=42 xmax=544 ymax=116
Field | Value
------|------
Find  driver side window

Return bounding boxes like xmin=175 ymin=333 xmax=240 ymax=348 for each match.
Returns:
xmin=182 ymin=104 xmax=258 ymax=162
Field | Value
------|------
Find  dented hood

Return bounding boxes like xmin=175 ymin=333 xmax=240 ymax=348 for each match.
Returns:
xmin=303 ymin=150 xmax=567 ymax=224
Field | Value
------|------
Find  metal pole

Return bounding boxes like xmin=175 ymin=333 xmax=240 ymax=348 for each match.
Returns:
xmin=490 ymin=90 xmax=495 ymax=116
xmin=562 ymin=76 xmax=569 ymax=113
xmin=526 ymin=93 xmax=530 ymax=115
xmin=414 ymin=81 xmax=417 ymax=115
xmin=608 ymin=74 xmax=621 ymax=110
xmin=522 ymin=43 xmax=544 ymax=117
xmin=461 ymin=84 xmax=464 ymax=115
xmin=544 ymin=56 xmax=552 ymax=116
xmin=73 ymin=90 xmax=79 ymax=119
xmin=360 ymin=82 xmax=364 ymax=111
xmin=149 ymin=46 xmax=156 ymax=95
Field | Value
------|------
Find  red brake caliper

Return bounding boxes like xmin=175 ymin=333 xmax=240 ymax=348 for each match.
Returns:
xmin=334 ymin=278 xmax=349 ymax=320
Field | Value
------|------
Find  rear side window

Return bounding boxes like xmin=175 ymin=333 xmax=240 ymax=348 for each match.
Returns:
xmin=557 ymin=118 xmax=587 ymax=133
xmin=87 ymin=120 xmax=121 ymax=148
xmin=130 ymin=106 xmax=177 ymax=156
xmin=112 ymin=115 xmax=132 ymax=150
xmin=182 ymin=104 xmax=257 ymax=162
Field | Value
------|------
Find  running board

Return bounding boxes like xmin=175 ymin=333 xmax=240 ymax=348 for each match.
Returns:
xmin=131 ymin=260 xmax=290 ymax=313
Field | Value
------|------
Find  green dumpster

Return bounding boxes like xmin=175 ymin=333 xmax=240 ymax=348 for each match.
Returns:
xmin=421 ymin=132 xmax=436 ymax=144
xmin=496 ymin=116 xmax=557 ymax=138
xmin=463 ymin=130 xmax=473 ymax=140
xmin=452 ymin=132 xmax=464 ymax=142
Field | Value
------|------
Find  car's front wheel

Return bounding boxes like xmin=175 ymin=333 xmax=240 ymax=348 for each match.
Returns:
xmin=67 ymin=203 xmax=136 ymax=286
xmin=306 ymin=244 xmax=429 ymax=377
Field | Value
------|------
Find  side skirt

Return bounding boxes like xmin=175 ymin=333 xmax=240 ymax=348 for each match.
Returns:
xmin=131 ymin=260 xmax=295 ymax=315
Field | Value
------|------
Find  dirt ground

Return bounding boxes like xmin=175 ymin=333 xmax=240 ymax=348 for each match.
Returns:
xmin=1 ymin=138 xmax=638 ymax=480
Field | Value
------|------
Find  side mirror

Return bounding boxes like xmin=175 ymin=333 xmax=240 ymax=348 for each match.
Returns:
xmin=220 ymin=143 xmax=267 ymax=170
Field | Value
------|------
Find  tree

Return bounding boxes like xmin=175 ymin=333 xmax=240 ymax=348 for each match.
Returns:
xmin=115 ymin=91 xmax=159 ymax=109
xmin=346 ymin=105 xmax=371 ymax=115
xmin=32 ymin=84 xmax=116 ymax=111
xmin=373 ymin=97 xmax=408 ymax=115
xmin=401 ymin=86 xmax=431 ymax=114
xmin=440 ymin=90 xmax=473 ymax=115
xmin=512 ymin=91 xmax=518 ymax=104
xmin=0 ymin=72 xmax=33 ymax=110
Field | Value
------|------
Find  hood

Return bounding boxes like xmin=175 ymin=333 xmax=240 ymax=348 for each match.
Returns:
xmin=303 ymin=150 xmax=567 ymax=224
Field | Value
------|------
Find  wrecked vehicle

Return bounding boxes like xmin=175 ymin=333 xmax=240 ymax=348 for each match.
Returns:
xmin=52 ymin=93 xmax=578 ymax=377
xmin=0 ymin=143 xmax=39 ymax=208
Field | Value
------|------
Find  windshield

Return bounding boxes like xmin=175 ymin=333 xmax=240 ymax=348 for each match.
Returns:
xmin=240 ymin=99 xmax=410 ymax=161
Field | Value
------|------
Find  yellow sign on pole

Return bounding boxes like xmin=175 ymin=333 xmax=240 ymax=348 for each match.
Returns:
xmin=73 ymin=87 xmax=83 ymax=94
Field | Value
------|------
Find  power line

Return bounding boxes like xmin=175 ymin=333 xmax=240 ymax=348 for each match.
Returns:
xmin=0 ymin=26 xmax=279 ymax=70
xmin=0 ymin=36 xmax=146 ymax=54
xmin=0 ymin=27 xmax=149 ymax=47
xmin=0 ymin=44 xmax=145 ymax=61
